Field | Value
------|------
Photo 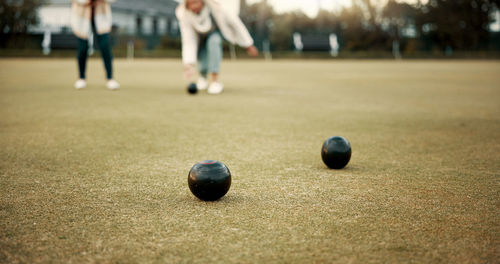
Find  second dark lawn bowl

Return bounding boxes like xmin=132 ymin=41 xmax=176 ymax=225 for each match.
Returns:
xmin=321 ymin=136 xmax=352 ymax=169
xmin=187 ymin=82 xmax=198 ymax=94
xmin=188 ymin=160 xmax=231 ymax=201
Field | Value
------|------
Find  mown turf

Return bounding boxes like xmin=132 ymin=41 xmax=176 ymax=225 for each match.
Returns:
xmin=0 ymin=58 xmax=499 ymax=263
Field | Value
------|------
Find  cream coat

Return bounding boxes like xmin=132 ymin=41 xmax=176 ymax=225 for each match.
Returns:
xmin=176 ymin=0 xmax=254 ymax=65
xmin=71 ymin=0 xmax=115 ymax=39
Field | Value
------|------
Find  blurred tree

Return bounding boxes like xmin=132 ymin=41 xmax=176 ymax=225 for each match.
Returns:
xmin=381 ymin=0 xmax=418 ymax=55
xmin=270 ymin=12 xmax=298 ymax=50
xmin=273 ymin=11 xmax=316 ymax=50
xmin=382 ymin=0 xmax=417 ymax=40
xmin=239 ymin=0 xmax=500 ymax=53
xmin=338 ymin=4 xmax=369 ymax=50
xmin=339 ymin=0 xmax=390 ymax=51
xmin=0 ymin=0 xmax=44 ymax=47
xmin=416 ymin=0 xmax=497 ymax=50
xmin=315 ymin=9 xmax=340 ymax=34
xmin=242 ymin=0 xmax=274 ymax=50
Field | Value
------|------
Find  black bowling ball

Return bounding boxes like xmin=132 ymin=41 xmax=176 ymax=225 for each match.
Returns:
xmin=187 ymin=82 xmax=198 ymax=94
xmin=188 ymin=160 xmax=231 ymax=201
xmin=321 ymin=136 xmax=352 ymax=169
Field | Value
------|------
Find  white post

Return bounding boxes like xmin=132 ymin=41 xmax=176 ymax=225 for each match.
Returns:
xmin=392 ymin=39 xmax=401 ymax=60
xmin=127 ymin=40 xmax=134 ymax=61
xmin=293 ymin=32 xmax=303 ymax=54
xmin=263 ymin=39 xmax=272 ymax=61
xmin=42 ymin=28 xmax=51 ymax=55
xmin=230 ymin=44 xmax=237 ymax=60
xmin=329 ymin=33 xmax=339 ymax=57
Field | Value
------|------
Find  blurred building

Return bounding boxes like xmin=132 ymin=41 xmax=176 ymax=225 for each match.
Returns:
xmin=32 ymin=0 xmax=179 ymax=36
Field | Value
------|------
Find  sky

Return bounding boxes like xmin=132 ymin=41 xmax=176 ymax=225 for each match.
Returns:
xmin=245 ymin=0 xmax=423 ymax=17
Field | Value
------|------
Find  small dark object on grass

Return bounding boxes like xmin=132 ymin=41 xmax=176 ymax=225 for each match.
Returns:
xmin=321 ymin=136 xmax=352 ymax=169
xmin=188 ymin=160 xmax=231 ymax=201
xmin=187 ymin=83 xmax=198 ymax=94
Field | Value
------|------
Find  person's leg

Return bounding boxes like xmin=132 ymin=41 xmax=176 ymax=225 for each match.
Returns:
xmin=74 ymin=37 xmax=89 ymax=89
xmin=96 ymin=33 xmax=113 ymax=80
xmin=198 ymin=38 xmax=209 ymax=78
xmin=205 ymin=32 xmax=224 ymax=94
xmin=91 ymin=17 xmax=118 ymax=89
xmin=206 ymin=32 xmax=222 ymax=82
xmin=195 ymin=36 xmax=210 ymax=90
xmin=76 ymin=37 xmax=89 ymax=80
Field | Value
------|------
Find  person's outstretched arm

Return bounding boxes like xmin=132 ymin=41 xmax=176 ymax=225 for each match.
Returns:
xmin=176 ymin=7 xmax=200 ymax=79
xmin=213 ymin=3 xmax=258 ymax=57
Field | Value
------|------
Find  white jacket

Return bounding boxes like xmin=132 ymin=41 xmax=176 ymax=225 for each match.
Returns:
xmin=71 ymin=0 xmax=115 ymax=39
xmin=176 ymin=0 xmax=254 ymax=65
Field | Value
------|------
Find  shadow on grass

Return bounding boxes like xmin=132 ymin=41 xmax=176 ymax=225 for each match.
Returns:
xmin=182 ymin=192 xmax=251 ymax=207
xmin=317 ymin=164 xmax=362 ymax=172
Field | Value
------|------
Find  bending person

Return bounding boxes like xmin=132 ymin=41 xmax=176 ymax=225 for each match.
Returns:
xmin=176 ymin=0 xmax=258 ymax=94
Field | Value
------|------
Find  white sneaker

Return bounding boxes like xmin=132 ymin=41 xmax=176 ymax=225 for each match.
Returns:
xmin=196 ymin=77 xmax=208 ymax=90
xmin=106 ymin=79 xmax=120 ymax=90
xmin=208 ymin=82 xmax=224 ymax=94
xmin=74 ymin=79 xmax=86 ymax=89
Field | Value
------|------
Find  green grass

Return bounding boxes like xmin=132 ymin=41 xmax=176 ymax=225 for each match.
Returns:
xmin=0 ymin=58 xmax=499 ymax=263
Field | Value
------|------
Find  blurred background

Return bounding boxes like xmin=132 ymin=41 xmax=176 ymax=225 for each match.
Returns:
xmin=1 ymin=0 xmax=499 ymax=59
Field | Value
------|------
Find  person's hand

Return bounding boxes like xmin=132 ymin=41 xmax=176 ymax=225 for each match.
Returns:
xmin=246 ymin=45 xmax=259 ymax=57
xmin=183 ymin=64 xmax=195 ymax=80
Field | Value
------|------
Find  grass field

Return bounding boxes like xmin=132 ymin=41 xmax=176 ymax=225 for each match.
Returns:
xmin=0 ymin=58 xmax=499 ymax=263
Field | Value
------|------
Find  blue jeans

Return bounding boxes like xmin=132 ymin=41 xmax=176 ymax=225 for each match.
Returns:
xmin=198 ymin=31 xmax=222 ymax=77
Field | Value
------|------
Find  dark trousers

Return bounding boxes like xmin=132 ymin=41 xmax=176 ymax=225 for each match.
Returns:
xmin=77 ymin=20 xmax=113 ymax=80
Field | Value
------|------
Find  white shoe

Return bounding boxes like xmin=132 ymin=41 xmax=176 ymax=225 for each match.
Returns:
xmin=74 ymin=79 xmax=86 ymax=89
xmin=197 ymin=77 xmax=208 ymax=90
xmin=208 ymin=82 xmax=224 ymax=94
xmin=106 ymin=79 xmax=120 ymax=90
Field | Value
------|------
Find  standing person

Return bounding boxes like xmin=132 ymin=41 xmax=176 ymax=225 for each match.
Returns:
xmin=71 ymin=0 xmax=120 ymax=90
xmin=176 ymin=0 xmax=258 ymax=94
